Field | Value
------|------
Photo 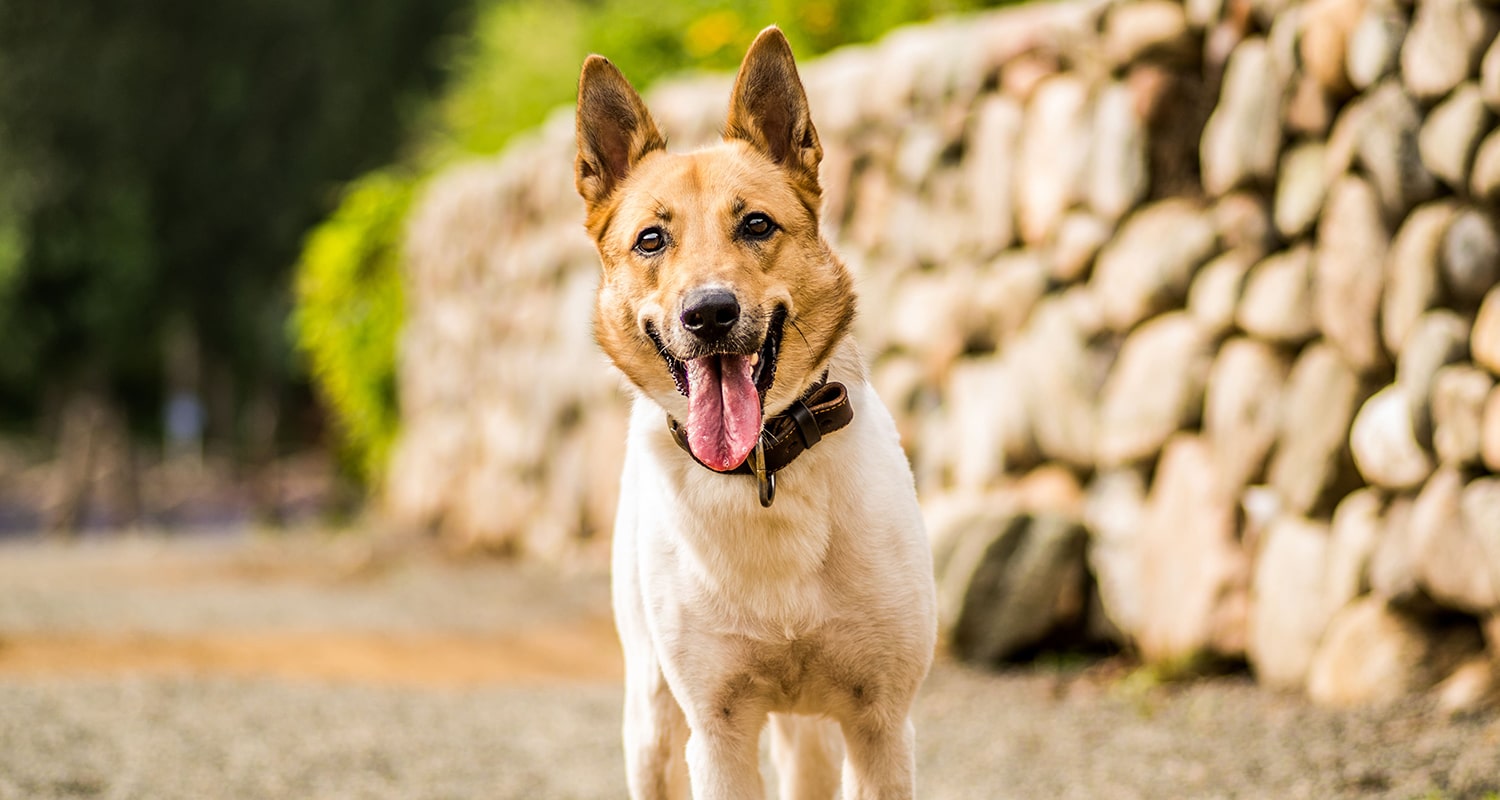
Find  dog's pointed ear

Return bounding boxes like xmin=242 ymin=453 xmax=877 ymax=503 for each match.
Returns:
xmin=725 ymin=27 xmax=822 ymax=187
xmin=575 ymin=56 xmax=665 ymax=208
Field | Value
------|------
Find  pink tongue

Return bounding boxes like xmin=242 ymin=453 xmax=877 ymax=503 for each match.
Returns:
xmin=685 ymin=354 xmax=761 ymax=472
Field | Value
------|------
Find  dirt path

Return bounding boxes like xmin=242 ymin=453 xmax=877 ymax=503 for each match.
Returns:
xmin=0 ymin=623 xmax=620 ymax=685
xmin=0 ymin=533 xmax=1496 ymax=799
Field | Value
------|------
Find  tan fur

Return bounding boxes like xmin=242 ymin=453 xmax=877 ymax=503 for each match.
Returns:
xmin=578 ymin=52 xmax=854 ymax=424
xmin=577 ymin=27 xmax=936 ymax=800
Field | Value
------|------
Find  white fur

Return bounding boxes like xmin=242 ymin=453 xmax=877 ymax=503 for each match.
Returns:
xmin=612 ymin=339 xmax=938 ymax=799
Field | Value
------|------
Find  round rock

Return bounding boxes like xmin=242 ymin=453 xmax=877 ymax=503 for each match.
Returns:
xmin=1350 ymin=385 xmax=1436 ymax=491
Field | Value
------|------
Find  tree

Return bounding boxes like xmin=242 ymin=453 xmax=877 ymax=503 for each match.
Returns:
xmin=0 ymin=0 xmax=468 ymax=527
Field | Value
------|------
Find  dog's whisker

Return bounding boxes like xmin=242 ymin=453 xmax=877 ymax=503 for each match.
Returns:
xmin=788 ymin=316 xmax=811 ymax=352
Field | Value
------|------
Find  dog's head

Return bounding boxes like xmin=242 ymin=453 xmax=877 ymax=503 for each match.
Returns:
xmin=575 ymin=27 xmax=855 ymax=472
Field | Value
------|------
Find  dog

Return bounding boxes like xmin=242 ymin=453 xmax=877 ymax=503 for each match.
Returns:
xmin=574 ymin=27 xmax=937 ymax=799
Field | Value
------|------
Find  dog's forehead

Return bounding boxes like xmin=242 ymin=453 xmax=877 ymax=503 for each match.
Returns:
xmin=619 ymin=144 xmax=804 ymax=222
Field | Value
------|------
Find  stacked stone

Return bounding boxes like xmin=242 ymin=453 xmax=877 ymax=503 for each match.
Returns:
xmin=387 ymin=117 xmax=622 ymax=560
xmin=390 ymin=0 xmax=1500 ymax=707
xmin=1192 ymin=0 xmax=1500 ymax=709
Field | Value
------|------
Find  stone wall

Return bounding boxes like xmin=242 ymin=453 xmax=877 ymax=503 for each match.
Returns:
xmin=389 ymin=0 xmax=1500 ymax=706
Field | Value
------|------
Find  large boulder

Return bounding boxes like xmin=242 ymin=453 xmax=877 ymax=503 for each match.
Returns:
xmin=1268 ymin=343 xmax=1368 ymax=516
xmin=1418 ymin=82 xmax=1494 ymax=190
xmin=1369 ymin=495 xmax=1421 ymax=604
xmin=1475 ymin=287 xmax=1500 ymax=375
xmin=1442 ymin=209 xmax=1500 ymax=309
xmin=1201 ymin=38 xmax=1285 ymax=194
xmin=930 ymin=502 xmax=1090 ymax=663
xmin=1347 ymin=0 xmax=1406 ymax=90
xmin=1050 ymin=211 xmax=1113 ymax=283
xmin=1299 ymin=0 xmax=1365 ymax=96
xmin=1250 ymin=517 xmax=1333 ymax=689
xmin=1397 ymin=311 xmax=1472 ymax=437
xmin=1236 ymin=246 xmax=1318 ymax=345
xmin=1307 ymin=597 xmax=1486 ymax=706
xmin=1485 ymin=385 xmax=1500 ymax=472
xmin=1382 ymin=201 xmax=1457 ymax=355
xmin=1096 ymin=313 xmax=1215 ymax=467
xmin=1104 ymin=0 xmax=1195 ymax=66
xmin=1087 ymin=81 xmax=1149 ymax=222
xmin=1350 ymin=385 xmax=1436 ymax=492
xmin=1135 ymin=435 xmax=1250 ymax=663
xmin=1325 ymin=488 xmax=1385 ymax=616
xmin=1273 ymin=141 xmax=1330 ymax=239
xmin=1315 ymin=175 xmax=1391 ymax=373
xmin=1015 ymin=299 xmax=1109 ymax=468
xmin=1460 ymin=479 xmax=1500 ymax=606
xmin=1400 ymin=0 xmax=1500 ymax=102
xmin=1091 ymin=199 xmax=1219 ymax=331
xmin=1017 ymin=75 xmax=1093 ymax=244
xmin=1203 ymin=338 xmax=1290 ymax=494
xmin=1432 ymin=365 xmax=1495 ymax=467
xmin=1188 ymin=250 xmax=1257 ymax=337
xmin=943 ymin=355 xmax=1036 ymax=491
xmin=1472 ymin=129 xmax=1500 ymax=201
xmin=1356 ymin=81 xmax=1437 ymax=222
xmin=1084 ymin=468 xmax=1150 ymax=638
xmin=1412 ymin=468 xmax=1500 ymax=614
xmin=963 ymin=95 xmax=1024 ymax=257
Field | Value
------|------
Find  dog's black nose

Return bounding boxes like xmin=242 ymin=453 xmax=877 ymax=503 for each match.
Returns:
xmin=680 ymin=288 xmax=740 ymax=342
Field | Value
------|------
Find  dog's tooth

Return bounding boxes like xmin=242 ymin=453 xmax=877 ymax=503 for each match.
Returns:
xmin=749 ymin=353 xmax=759 ymax=366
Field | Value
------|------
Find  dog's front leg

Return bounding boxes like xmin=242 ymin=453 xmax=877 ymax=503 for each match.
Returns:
xmin=840 ymin=716 xmax=917 ymax=800
xmin=622 ymin=659 xmax=690 ymax=800
xmin=682 ymin=708 xmax=768 ymax=800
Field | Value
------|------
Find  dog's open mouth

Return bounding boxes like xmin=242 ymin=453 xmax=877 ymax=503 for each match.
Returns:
xmin=649 ymin=308 xmax=785 ymax=471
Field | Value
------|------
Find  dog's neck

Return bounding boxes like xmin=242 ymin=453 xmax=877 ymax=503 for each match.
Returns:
xmin=665 ymin=371 xmax=852 ymax=506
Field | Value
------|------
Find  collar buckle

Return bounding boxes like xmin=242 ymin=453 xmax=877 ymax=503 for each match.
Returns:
xmin=748 ymin=439 xmax=775 ymax=508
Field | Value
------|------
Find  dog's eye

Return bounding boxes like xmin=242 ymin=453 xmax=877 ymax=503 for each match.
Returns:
xmin=635 ymin=227 xmax=666 ymax=255
xmin=740 ymin=213 xmax=775 ymax=240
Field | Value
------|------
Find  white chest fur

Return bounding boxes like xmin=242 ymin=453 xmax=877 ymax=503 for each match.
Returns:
xmin=615 ymin=346 xmax=936 ymax=717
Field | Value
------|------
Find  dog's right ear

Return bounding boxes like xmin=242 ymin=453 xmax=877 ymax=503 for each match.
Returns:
xmin=575 ymin=56 xmax=665 ymax=209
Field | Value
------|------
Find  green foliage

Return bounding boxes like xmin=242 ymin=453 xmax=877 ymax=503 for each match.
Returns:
xmin=427 ymin=0 xmax=1014 ymax=160
xmin=432 ymin=0 xmax=589 ymax=157
xmin=298 ymin=0 xmax=1017 ymax=481
xmin=293 ymin=172 xmax=412 ymax=483
xmin=0 ymin=0 xmax=466 ymax=440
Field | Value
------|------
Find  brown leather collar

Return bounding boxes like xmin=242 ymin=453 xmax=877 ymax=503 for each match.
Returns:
xmin=667 ymin=375 xmax=854 ymax=507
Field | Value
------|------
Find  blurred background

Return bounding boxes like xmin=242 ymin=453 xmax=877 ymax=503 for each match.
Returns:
xmin=0 ymin=0 xmax=1002 ymax=535
xmin=4 ymin=0 xmax=1500 ymax=796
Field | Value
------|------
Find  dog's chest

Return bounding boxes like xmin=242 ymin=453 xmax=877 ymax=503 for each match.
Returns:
xmin=713 ymin=628 xmax=877 ymax=716
xmin=648 ymin=568 xmax=882 ymax=713
xmin=743 ymin=634 xmax=820 ymax=703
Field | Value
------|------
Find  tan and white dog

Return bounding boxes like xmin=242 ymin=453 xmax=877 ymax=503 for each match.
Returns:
xmin=574 ymin=27 xmax=937 ymax=800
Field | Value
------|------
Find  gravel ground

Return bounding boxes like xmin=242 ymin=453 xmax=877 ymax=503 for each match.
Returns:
xmin=0 ymin=533 xmax=1496 ymax=800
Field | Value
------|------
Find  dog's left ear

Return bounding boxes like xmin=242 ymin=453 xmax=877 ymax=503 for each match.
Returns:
xmin=726 ymin=27 xmax=822 ymax=189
